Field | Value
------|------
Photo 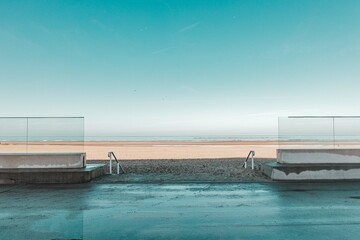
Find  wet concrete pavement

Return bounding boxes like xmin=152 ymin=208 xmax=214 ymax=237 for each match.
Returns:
xmin=1 ymin=182 xmax=360 ymax=239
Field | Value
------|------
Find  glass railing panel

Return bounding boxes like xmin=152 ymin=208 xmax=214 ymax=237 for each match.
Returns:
xmin=334 ymin=117 xmax=360 ymax=148
xmin=27 ymin=117 xmax=84 ymax=153
xmin=0 ymin=117 xmax=27 ymax=153
xmin=278 ymin=117 xmax=334 ymax=149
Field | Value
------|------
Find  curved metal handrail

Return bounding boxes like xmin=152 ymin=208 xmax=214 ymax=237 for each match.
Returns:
xmin=108 ymin=151 xmax=125 ymax=174
xmin=242 ymin=150 xmax=255 ymax=169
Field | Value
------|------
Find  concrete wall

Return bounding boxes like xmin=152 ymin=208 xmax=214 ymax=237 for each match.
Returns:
xmin=0 ymin=164 xmax=105 ymax=184
xmin=0 ymin=153 xmax=86 ymax=169
xmin=277 ymin=149 xmax=360 ymax=164
xmin=271 ymin=167 xmax=360 ymax=180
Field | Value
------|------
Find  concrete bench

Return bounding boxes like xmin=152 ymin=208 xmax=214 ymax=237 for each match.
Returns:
xmin=0 ymin=152 xmax=86 ymax=169
xmin=261 ymin=149 xmax=360 ymax=180
xmin=277 ymin=149 xmax=360 ymax=164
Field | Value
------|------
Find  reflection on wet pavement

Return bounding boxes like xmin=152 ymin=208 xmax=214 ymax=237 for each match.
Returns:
xmin=1 ymin=182 xmax=360 ymax=239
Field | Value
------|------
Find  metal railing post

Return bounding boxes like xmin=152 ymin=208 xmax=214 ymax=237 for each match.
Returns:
xmin=108 ymin=152 xmax=112 ymax=174
xmin=108 ymin=151 xmax=125 ymax=175
xmin=251 ymin=151 xmax=255 ymax=170
xmin=243 ymin=150 xmax=255 ymax=170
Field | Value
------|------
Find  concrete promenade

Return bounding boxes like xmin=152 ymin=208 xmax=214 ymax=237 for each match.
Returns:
xmin=1 ymin=182 xmax=360 ymax=239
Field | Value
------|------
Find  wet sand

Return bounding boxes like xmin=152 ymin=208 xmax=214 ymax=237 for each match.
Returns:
xmin=89 ymin=158 xmax=273 ymax=183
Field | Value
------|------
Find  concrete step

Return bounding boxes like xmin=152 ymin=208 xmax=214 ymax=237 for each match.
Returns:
xmin=260 ymin=162 xmax=360 ymax=181
xmin=0 ymin=164 xmax=106 ymax=184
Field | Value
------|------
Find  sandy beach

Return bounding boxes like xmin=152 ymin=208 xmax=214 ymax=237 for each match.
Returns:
xmin=0 ymin=140 xmax=276 ymax=182
xmin=0 ymin=141 xmax=278 ymax=159
xmin=0 ymin=140 xmax=358 ymax=160
xmin=85 ymin=141 xmax=280 ymax=160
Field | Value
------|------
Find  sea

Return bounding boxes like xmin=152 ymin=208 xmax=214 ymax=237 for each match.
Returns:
xmin=1 ymin=135 xmax=358 ymax=142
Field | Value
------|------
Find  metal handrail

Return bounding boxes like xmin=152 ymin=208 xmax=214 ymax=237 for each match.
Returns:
xmin=108 ymin=152 xmax=125 ymax=174
xmin=242 ymin=150 xmax=255 ymax=169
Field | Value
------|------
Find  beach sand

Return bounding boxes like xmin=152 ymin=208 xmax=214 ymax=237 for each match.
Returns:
xmin=1 ymin=140 xmax=358 ymax=182
xmin=0 ymin=141 xmax=276 ymax=182
xmin=1 ymin=140 xmax=358 ymax=160
xmin=0 ymin=141 xmax=278 ymax=159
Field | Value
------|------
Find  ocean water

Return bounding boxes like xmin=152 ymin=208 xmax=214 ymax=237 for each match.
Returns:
xmin=1 ymin=135 xmax=360 ymax=142
xmin=0 ymin=135 xmax=277 ymax=142
xmin=84 ymin=135 xmax=279 ymax=142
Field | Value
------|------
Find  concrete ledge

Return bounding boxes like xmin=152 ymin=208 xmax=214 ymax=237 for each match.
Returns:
xmin=0 ymin=152 xmax=86 ymax=168
xmin=0 ymin=164 xmax=105 ymax=184
xmin=260 ymin=162 xmax=360 ymax=181
xmin=277 ymin=149 xmax=360 ymax=164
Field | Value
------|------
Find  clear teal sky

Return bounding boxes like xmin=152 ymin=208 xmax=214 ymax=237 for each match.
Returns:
xmin=0 ymin=0 xmax=360 ymax=136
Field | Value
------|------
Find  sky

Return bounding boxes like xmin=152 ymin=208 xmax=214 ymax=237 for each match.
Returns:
xmin=0 ymin=0 xmax=360 ymax=136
